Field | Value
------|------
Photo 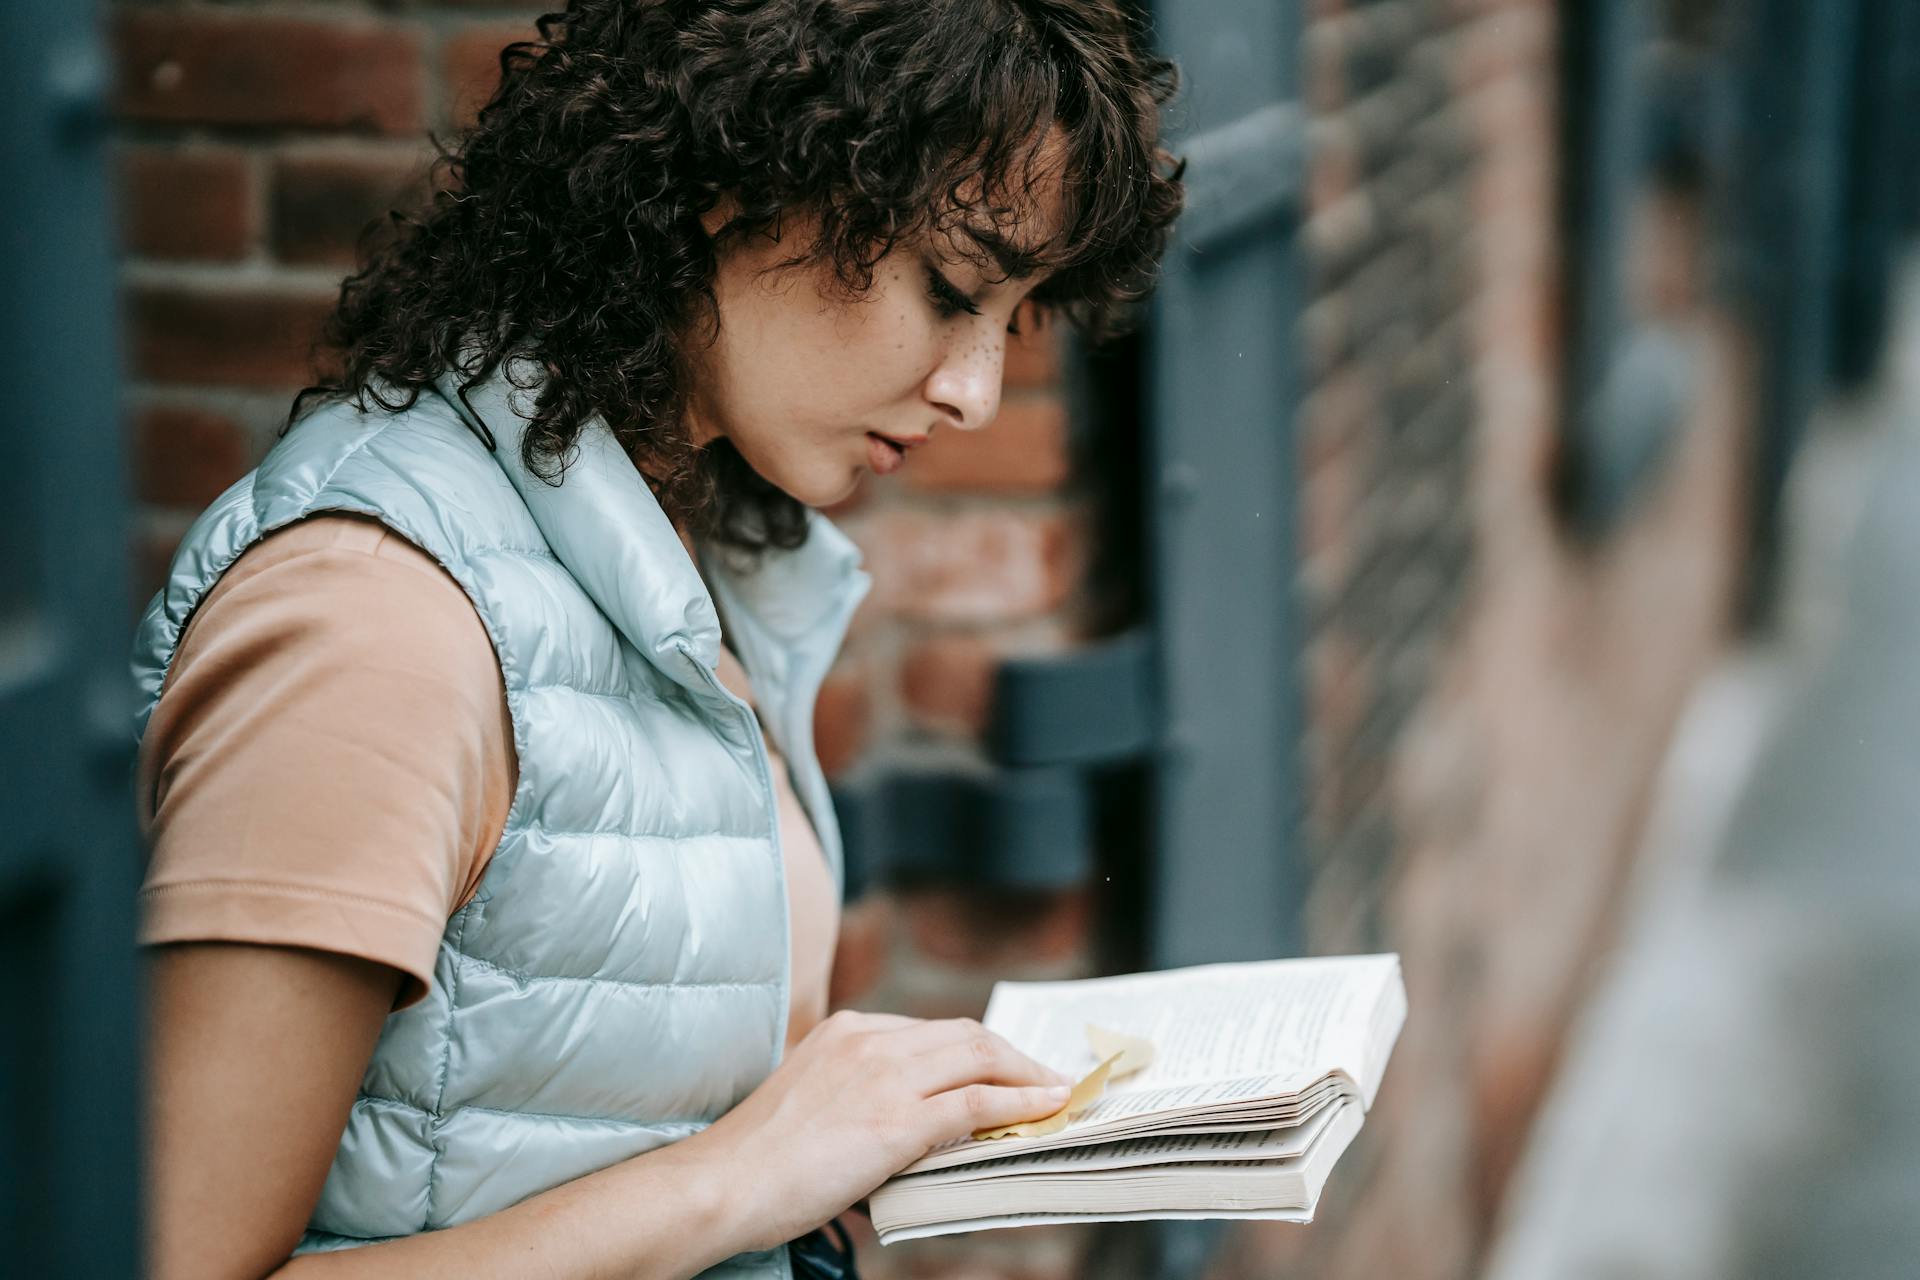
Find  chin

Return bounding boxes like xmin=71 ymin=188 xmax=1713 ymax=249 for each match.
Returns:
xmin=785 ymin=451 xmax=869 ymax=507
xmin=755 ymin=460 xmax=860 ymax=512
xmin=793 ymin=471 xmax=863 ymax=510
xmin=713 ymin=438 xmax=834 ymax=510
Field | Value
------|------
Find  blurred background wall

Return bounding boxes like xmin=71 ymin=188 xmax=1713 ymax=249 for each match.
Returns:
xmin=14 ymin=0 xmax=1902 ymax=1275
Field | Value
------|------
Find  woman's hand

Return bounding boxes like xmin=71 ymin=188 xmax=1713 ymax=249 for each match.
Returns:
xmin=148 ymin=949 xmax=1066 ymax=1277
xmin=684 ymin=1009 xmax=1074 ymax=1251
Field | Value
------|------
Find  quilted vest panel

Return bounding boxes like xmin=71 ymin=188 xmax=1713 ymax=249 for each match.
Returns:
xmin=131 ymin=364 xmax=869 ymax=1276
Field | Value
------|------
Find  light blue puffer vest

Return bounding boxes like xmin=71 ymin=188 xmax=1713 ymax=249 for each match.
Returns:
xmin=130 ymin=359 xmax=869 ymax=1275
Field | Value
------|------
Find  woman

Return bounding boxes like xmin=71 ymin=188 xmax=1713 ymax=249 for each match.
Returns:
xmin=133 ymin=1 xmax=1183 ymax=1276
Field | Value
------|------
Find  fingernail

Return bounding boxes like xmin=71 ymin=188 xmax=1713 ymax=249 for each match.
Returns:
xmin=1045 ymin=1084 xmax=1072 ymax=1098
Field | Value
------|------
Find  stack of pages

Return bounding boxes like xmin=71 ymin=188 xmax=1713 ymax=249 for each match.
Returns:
xmin=869 ymin=953 xmax=1406 ymax=1244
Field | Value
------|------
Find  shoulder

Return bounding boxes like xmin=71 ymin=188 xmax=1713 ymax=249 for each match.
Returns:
xmin=159 ymin=514 xmax=508 ymax=744
xmin=139 ymin=511 xmax=517 ymax=897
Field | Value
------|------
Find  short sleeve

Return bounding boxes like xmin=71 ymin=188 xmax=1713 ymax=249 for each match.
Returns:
xmin=136 ymin=514 xmax=517 ymax=1010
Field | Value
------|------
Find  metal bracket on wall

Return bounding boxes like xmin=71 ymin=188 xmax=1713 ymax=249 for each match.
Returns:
xmin=1176 ymin=102 xmax=1304 ymax=252
xmin=1562 ymin=321 xmax=1701 ymax=539
xmin=833 ymin=628 xmax=1156 ymax=896
xmin=990 ymin=628 xmax=1156 ymax=766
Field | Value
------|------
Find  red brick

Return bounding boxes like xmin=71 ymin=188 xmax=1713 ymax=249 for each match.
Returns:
xmin=900 ymin=634 xmax=998 ymax=739
xmin=1304 ymin=191 xmax=1380 ymax=279
xmin=443 ymin=22 xmax=540 ymax=129
xmin=812 ymin=664 xmax=872 ymax=777
xmin=1301 ymin=370 xmax=1378 ymax=468
xmin=116 ymin=11 xmax=425 ymax=135
xmin=826 ymin=893 xmax=894 ymax=1010
xmin=1304 ymin=22 xmax=1348 ymax=113
xmin=899 ymin=885 xmax=1092 ymax=971
xmin=902 ymin=396 xmax=1071 ymax=494
xmin=854 ymin=509 xmax=1079 ymax=623
xmin=127 ymin=282 xmax=337 ymax=389
xmin=131 ymin=404 xmax=254 ymax=509
xmin=1302 ymin=437 xmax=1358 ymax=574
xmin=119 ymin=147 xmax=254 ymax=262
xmin=1299 ymin=290 xmax=1352 ymax=378
xmin=1212 ymin=1213 xmax=1318 ymax=1280
xmin=1307 ymin=118 xmax=1360 ymax=220
xmin=1470 ymin=1027 xmax=1560 ymax=1224
xmin=1003 ymin=321 xmax=1062 ymax=389
xmin=1453 ymin=8 xmax=1554 ymax=94
xmin=1305 ymin=632 xmax=1370 ymax=769
xmin=271 ymin=149 xmax=433 ymax=266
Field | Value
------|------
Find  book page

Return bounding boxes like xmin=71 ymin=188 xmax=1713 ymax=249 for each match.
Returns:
xmin=898 ymin=1098 xmax=1345 ymax=1186
xmin=894 ymin=1080 xmax=1351 ymax=1176
xmin=982 ymin=954 xmax=1401 ymax=1105
xmin=878 ymin=1205 xmax=1315 ymax=1244
xmin=875 ymin=1103 xmax=1367 ymax=1244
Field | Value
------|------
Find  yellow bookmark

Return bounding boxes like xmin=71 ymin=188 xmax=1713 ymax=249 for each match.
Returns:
xmin=970 ymin=1022 xmax=1157 ymax=1141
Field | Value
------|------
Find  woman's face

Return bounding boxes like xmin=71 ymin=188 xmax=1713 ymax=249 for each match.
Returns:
xmin=682 ymin=145 xmax=1068 ymax=509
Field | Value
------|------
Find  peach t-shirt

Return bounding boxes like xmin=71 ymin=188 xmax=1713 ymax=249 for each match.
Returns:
xmin=137 ymin=513 xmax=840 ymax=1043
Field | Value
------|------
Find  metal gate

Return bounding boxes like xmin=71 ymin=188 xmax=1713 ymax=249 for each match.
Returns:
xmin=1142 ymin=1 xmax=1306 ymax=973
xmin=1730 ymin=0 xmax=1920 ymax=622
xmin=1074 ymin=3 xmax=1308 ymax=1276
xmin=1 ymin=1 xmax=142 ymax=1273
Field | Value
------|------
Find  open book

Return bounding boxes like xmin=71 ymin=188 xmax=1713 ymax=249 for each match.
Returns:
xmin=869 ymin=953 xmax=1406 ymax=1244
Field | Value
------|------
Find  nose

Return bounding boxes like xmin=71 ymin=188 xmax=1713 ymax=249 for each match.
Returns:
xmin=924 ymin=327 xmax=1005 ymax=432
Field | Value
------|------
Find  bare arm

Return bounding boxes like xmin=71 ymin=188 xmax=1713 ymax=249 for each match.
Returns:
xmin=147 ymin=943 xmax=1072 ymax=1280
xmin=145 ymin=943 xmax=736 ymax=1280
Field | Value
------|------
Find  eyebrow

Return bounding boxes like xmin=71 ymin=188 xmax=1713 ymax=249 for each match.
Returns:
xmin=962 ymin=223 xmax=1050 ymax=282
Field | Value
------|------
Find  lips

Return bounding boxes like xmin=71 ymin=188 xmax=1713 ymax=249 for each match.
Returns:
xmin=865 ymin=431 xmax=928 ymax=476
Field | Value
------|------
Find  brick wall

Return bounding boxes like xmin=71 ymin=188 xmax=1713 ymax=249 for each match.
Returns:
xmin=1202 ymin=3 xmax=1749 ymax=1279
xmin=113 ymin=3 xmax=1751 ymax=1278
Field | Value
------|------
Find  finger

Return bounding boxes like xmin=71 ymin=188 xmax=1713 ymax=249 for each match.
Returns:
xmin=926 ymin=1083 xmax=1074 ymax=1144
xmin=878 ymin=1015 xmax=990 ymax=1055
xmin=885 ymin=1017 xmax=1061 ymax=1074
xmin=912 ymin=1028 xmax=1073 ymax=1096
xmin=835 ymin=1011 xmax=920 ymax=1031
xmin=807 ymin=1010 xmax=920 ymax=1041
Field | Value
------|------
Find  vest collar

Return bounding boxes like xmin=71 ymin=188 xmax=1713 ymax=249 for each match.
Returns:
xmin=431 ymin=357 xmax=866 ymax=695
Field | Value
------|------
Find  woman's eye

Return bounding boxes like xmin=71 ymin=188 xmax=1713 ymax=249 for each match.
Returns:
xmin=924 ymin=267 xmax=978 ymax=320
xmin=925 ymin=266 xmax=1023 ymax=335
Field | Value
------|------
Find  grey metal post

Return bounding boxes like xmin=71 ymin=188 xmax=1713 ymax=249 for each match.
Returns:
xmin=0 ymin=1 xmax=142 ymax=1273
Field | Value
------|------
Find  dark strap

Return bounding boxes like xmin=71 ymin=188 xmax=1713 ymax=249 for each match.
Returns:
xmin=788 ymin=1216 xmax=859 ymax=1280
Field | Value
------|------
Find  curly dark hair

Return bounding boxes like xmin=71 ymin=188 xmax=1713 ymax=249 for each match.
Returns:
xmin=297 ymin=0 xmax=1186 ymax=551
